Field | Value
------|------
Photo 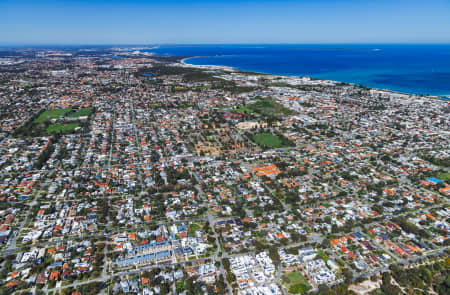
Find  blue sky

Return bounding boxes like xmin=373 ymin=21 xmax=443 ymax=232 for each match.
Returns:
xmin=1 ymin=0 xmax=449 ymax=44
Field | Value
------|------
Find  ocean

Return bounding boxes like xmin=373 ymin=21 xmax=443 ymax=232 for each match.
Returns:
xmin=147 ymin=44 xmax=450 ymax=96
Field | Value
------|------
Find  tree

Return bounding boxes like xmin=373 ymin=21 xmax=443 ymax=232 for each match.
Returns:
xmin=254 ymin=240 xmax=265 ymax=253
xmin=203 ymin=221 xmax=210 ymax=233
xmin=226 ymin=272 xmax=236 ymax=284
xmin=289 ymin=283 xmax=309 ymax=294
xmin=222 ymin=258 xmax=230 ymax=270
xmin=342 ymin=268 xmax=353 ymax=283
xmin=381 ymin=272 xmax=401 ymax=295
xmin=217 ymin=274 xmax=227 ymax=294
xmin=268 ymin=246 xmax=280 ymax=264
xmin=318 ymin=283 xmax=331 ymax=295
xmin=159 ymin=283 xmax=170 ymax=295
xmin=321 ymin=239 xmax=331 ymax=248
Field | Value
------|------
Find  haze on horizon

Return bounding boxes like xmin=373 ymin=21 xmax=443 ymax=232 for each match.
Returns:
xmin=1 ymin=0 xmax=450 ymax=45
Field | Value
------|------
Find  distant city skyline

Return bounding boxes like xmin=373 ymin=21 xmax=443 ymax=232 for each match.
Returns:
xmin=1 ymin=0 xmax=450 ymax=45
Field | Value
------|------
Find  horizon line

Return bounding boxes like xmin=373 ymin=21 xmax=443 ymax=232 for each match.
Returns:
xmin=1 ymin=42 xmax=450 ymax=48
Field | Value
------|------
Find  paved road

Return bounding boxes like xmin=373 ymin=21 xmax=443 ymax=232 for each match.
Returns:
xmin=11 ymin=100 xmax=449 ymax=294
xmin=0 ymin=217 xmax=210 ymax=256
xmin=275 ymin=262 xmax=287 ymax=295
xmin=129 ymin=97 xmax=145 ymax=190
xmin=46 ymin=254 xmax=217 ymax=293
xmin=6 ymin=175 xmax=49 ymax=250
xmin=360 ymin=231 xmax=400 ymax=262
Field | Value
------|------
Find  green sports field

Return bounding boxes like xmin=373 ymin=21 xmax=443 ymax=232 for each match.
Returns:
xmin=68 ymin=108 xmax=92 ymax=118
xmin=46 ymin=123 xmax=80 ymax=134
xmin=252 ymin=133 xmax=283 ymax=148
xmin=34 ymin=108 xmax=72 ymax=123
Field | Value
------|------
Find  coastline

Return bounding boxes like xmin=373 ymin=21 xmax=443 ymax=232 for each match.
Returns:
xmin=180 ymin=57 xmax=235 ymax=71
xmin=178 ymin=57 xmax=444 ymax=100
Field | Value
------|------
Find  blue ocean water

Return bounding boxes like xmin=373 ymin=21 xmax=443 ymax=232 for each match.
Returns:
xmin=148 ymin=44 xmax=450 ymax=96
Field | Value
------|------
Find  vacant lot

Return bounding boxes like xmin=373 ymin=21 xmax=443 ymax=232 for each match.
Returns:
xmin=282 ymin=271 xmax=311 ymax=294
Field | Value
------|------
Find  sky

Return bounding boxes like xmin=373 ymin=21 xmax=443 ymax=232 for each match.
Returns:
xmin=1 ymin=0 xmax=450 ymax=45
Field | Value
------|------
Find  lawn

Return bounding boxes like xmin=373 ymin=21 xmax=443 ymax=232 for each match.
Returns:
xmin=282 ymin=271 xmax=311 ymax=294
xmin=188 ymin=223 xmax=201 ymax=235
xmin=34 ymin=108 xmax=72 ymax=123
xmin=437 ymin=173 xmax=450 ymax=182
xmin=252 ymin=133 xmax=283 ymax=149
xmin=233 ymin=97 xmax=295 ymax=117
xmin=176 ymin=281 xmax=185 ymax=292
xmin=248 ymin=97 xmax=295 ymax=117
xmin=317 ymin=249 xmax=329 ymax=262
xmin=287 ymin=271 xmax=309 ymax=285
xmin=46 ymin=123 xmax=80 ymax=134
xmin=263 ymin=82 xmax=293 ymax=87
xmin=68 ymin=108 xmax=92 ymax=118
xmin=233 ymin=106 xmax=252 ymax=114
xmin=193 ymin=85 xmax=212 ymax=90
